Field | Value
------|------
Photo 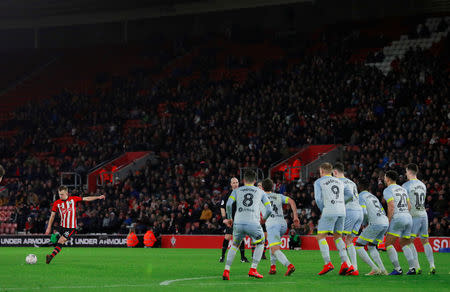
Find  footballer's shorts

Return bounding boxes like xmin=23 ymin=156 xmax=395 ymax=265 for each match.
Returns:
xmin=411 ymin=216 xmax=429 ymax=239
xmin=387 ymin=214 xmax=412 ymax=239
xmin=356 ymin=223 xmax=388 ymax=245
xmin=343 ymin=209 xmax=363 ymax=236
xmin=224 ymin=226 xmax=233 ymax=235
xmin=318 ymin=215 xmax=345 ymax=235
xmin=57 ymin=227 xmax=77 ymax=240
xmin=266 ymin=222 xmax=287 ymax=247
xmin=232 ymin=223 xmax=265 ymax=246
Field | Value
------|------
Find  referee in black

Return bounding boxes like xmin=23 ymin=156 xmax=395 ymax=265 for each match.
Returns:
xmin=219 ymin=177 xmax=249 ymax=263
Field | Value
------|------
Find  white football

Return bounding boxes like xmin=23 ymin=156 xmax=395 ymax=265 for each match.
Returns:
xmin=26 ymin=254 xmax=37 ymax=264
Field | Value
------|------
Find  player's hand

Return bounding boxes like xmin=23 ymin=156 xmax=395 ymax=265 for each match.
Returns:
xmin=293 ymin=217 xmax=300 ymax=228
xmin=45 ymin=227 xmax=51 ymax=235
xmin=225 ymin=219 xmax=233 ymax=227
xmin=99 ymin=195 xmax=106 ymax=200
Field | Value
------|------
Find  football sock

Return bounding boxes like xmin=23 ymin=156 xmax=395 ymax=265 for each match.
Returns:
xmin=274 ymin=250 xmax=290 ymax=267
xmin=239 ymin=241 xmax=246 ymax=259
xmin=319 ymin=239 xmax=331 ymax=264
xmin=409 ymin=243 xmax=420 ymax=269
xmin=348 ymin=242 xmax=358 ymax=270
xmin=423 ymin=242 xmax=435 ymax=268
xmin=387 ymin=245 xmax=401 ymax=270
xmin=251 ymin=244 xmax=264 ymax=269
xmin=335 ymin=238 xmax=350 ymax=265
xmin=221 ymin=239 xmax=229 ymax=257
xmin=50 ymin=243 xmax=63 ymax=258
xmin=402 ymin=245 xmax=415 ymax=269
xmin=368 ymin=245 xmax=386 ymax=271
xmin=225 ymin=244 xmax=238 ymax=270
xmin=356 ymin=246 xmax=377 ymax=270
xmin=270 ymin=251 xmax=277 ymax=266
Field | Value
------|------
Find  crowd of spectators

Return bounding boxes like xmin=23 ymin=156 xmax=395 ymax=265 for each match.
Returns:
xmin=0 ymin=24 xmax=448 ymax=238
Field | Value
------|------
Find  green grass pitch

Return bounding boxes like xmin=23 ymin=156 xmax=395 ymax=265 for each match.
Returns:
xmin=1 ymin=247 xmax=449 ymax=291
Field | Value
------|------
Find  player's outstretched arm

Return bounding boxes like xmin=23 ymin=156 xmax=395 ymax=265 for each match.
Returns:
xmin=82 ymin=195 xmax=106 ymax=202
xmin=45 ymin=212 xmax=56 ymax=235
xmin=287 ymin=198 xmax=300 ymax=227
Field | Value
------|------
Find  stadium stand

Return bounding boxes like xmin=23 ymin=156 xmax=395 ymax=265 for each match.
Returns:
xmin=0 ymin=16 xmax=448 ymax=238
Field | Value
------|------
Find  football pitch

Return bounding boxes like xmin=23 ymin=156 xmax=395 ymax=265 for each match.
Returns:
xmin=1 ymin=247 xmax=449 ymax=291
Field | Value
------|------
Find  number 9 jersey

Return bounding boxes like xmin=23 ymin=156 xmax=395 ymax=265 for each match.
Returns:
xmin=313 ymin=175 xmax=346 ymax=216
xmin=402 ymin=179 xmax=427 ymax=218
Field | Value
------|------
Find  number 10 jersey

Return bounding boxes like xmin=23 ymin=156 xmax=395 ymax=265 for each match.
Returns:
xmin=402 ymin=179 xmax=427 ymax=218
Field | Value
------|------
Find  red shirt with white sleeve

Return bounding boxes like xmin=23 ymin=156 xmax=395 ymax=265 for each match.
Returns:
xmin=51 ymin=196 xmax=82 ymax=229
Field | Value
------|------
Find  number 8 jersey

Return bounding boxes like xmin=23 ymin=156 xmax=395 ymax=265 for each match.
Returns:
xmin=383 ymin=184 xmax=410 ymax=216
xmin=227 ymin=185 xmax=271 ymax=225
xmin=313 ymin=175 xmax=346 ymax=216
xmin=402 ymin=179 xmax=427 ymax=218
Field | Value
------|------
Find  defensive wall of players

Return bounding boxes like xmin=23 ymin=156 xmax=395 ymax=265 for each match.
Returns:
xmin=1 ymin=234 xmax=449 ymax=252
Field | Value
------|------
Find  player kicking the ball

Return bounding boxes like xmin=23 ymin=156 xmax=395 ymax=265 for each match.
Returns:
xmin=261 ymin=178 xmax=299 ymax=276
xmin=222 ymin=170 xmax=272 ymax=280
xmin=45 ymin=185 xmax=105 ymax=264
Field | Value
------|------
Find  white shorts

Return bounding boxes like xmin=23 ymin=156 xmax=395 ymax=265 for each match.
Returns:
xmin=411 ymin=216 xmax=429 ymax=239
xmin=387 ymin=214 xmax=412 ymax=239
xmin=318 ymin=215 xmax=345 ymax=234
xmin=343 ymin=209 xmax=363 ymax=235
xmin=356 ymin=223 xmax=388 ymax=245
xmin=232 ymin=223 xmax=265 ymax=246
xmin=266 ymin=223 xmax=287 ymax=247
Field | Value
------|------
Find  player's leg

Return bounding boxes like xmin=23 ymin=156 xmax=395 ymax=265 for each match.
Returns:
xmin=316 ymin=215 xmax=334 ymax=275
xmin=223 ymin=226 xmax=243 ymax=280
xmin=220 ymin=233 xmax=232 ymax=262
xmin=399 ymin=217 xmax=416 ymax=275
xmin=267 ymin=225 xmax=279 ymax=274
xmin=368 ymin=225 xmax=388 ymax=274
xmin=46 ymin=228 xmax=74 ymax=264
xmin=239 ymin=240 xmax=249 ymax=262
xmin=248 ymin=224 xmax=265 ymax=278
xmin=408 ymin=217 xmax=421 ymax=272
xmin=355 ymin=227 xmax=379 ymax=275
xmin=333 ymin=216 xmax=352 ymax=275
xmin=385 ymin=233 xmax=402 ymax=275
xmin=270 ymin=224 xmax=295 ymax=276
xmin=342 ymin=211 xmax=356 ymax=270
xmin=421 ymin=238 xmax=435 ymax=274
xmin=262 ymin=228 xmax=268 ymax=260
xmin=418 ymin=216 xmax=435 ymax=274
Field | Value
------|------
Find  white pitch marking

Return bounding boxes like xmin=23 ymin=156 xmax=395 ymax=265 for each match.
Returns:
xmin=159 ymin=276 xmax=217 ymax=286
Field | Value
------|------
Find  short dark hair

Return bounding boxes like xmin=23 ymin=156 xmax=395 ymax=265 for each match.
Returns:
xmin=385 ymin=170 xmax=398 ymax=182
xmin=406 ymin=163 xmax=418 ymax=174
xmin=243 ymin=170 xmax=256 ymax=183
xmin=58 ymin=185 xmax=68 ymax=192
xmin=333 ymin=162 xmax=344 ymax=173
xmin=0 ymin=164 xmax=4 ymax=177
xmin=262 ymin=178 xmax=274 ymax=192
xmin=358 ymin=178 xmax=370 ymax=191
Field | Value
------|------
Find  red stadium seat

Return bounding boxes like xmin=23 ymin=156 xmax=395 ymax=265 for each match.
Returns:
xmin=0 ymin=227 xmax=4 ymax=234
